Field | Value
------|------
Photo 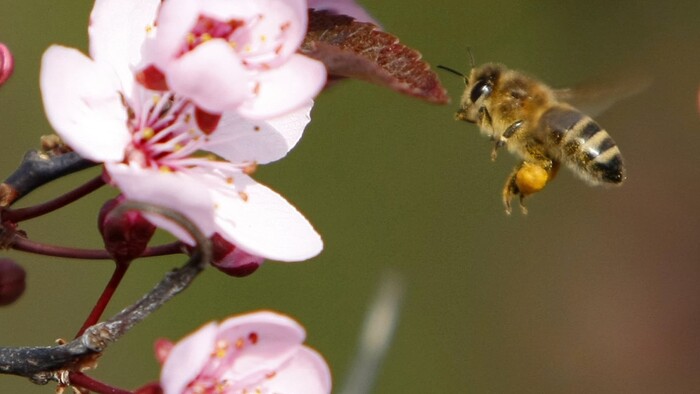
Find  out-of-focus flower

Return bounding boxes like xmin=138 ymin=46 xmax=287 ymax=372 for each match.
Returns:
xmin=160 ymin=311 xmax=331 ymax=394
xmin=0 ymin=258 xmax=26 ymax=306
xmin=40 ymin=0 xmax=322 ymax=261
xmin=146 ymin=0 xmax=327 ymax=118
xmin=308 ymin=0 xmax=379 ymax=25
xmin=0 ymin=43 xmax=14 ymax=86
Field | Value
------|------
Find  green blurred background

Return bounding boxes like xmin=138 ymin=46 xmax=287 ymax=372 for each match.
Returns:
xmin=2 ymin=1 xmax=700 ymax=393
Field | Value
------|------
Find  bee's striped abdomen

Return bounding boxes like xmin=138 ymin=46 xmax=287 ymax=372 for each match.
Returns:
xmin=539 ymin=106 xmax=625 ymax=184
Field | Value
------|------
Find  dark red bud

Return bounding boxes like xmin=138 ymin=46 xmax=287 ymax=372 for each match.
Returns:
xmin=0 ymin=258 xmax=26 ymax=306
xmin=210 ymin=234 xmax=263 ymax=277
xmin=98 ymin=196 xmax=156 ymax=264
xmin=195 ymin=107 xmax=222 ymax=134
xmin=0 ymin=43 xmax=14 ymax=87
xmin=136 ymin=64 xmax=169 ymax=91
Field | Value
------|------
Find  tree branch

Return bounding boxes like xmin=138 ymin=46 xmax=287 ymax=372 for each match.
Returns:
xmin=0 ymin=203 xmax=211 ymax=386
xmin=0 ymin=151 xmax=96 ymax=208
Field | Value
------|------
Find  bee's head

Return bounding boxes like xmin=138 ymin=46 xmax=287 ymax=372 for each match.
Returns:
xmin=457 ymin=64 xmax=503 ymax=123
xmin=438 ymin=53 xmax=504 ymax=124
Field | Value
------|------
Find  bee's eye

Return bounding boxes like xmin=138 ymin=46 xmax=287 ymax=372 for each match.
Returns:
xmin=470 ymin=80 xmax=492 ymax=102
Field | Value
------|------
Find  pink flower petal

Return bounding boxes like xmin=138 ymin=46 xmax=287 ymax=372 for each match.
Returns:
xmin=161 ymin=322 xmax=218 ymax=394
xmin=205 ymin=101 xmax=312 ymax=164
xmin=264 ymin=347 xmax=332 ymax=394
xmin=212 ymin=175 xmax=323 ymax=262
xmin=40 ymin=46 xmax=129 ymax=162
xmin=166 ymin=41 xmax=250 ymax=113
xmin=238 ymin=54 xmax=327 ymax=119
xmin=105 ymin=164 xmax=219 ymax=244
xmin=215 ymin=311 xmax=306 ymax=378
xmin=148 ymin=0 xmax=200 ymax=66
xmin=89 ymin=0 xmax=161 ymax=93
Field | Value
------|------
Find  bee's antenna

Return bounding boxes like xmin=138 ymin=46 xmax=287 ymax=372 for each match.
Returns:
xmin=437 ymin=65 xmax=467 ymax=83
xmin=466 ymin=47 xmax=476 ymax=69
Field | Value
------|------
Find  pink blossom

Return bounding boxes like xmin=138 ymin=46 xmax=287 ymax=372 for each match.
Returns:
xmin=40 ymin=0 xmax=322 ymax=262
xmin=160 ymin=311 xmax=331 ymax=394
xmin=307 ymin=0 xmax=379 ymax=25
xmin=146 ymin=0 xmax=327 ymax=118
xmin=0 ymin=43 xmax=14 ymax=86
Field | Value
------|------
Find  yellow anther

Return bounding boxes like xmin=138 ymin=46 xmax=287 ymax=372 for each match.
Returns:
xmin=201 ymin=33 xmax=212 ymax=42
xmin=142 ymin=127 xmax=155 ymax=139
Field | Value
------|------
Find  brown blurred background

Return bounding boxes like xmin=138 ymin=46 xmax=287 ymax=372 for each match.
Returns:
xmin=1 ymin=1 xmax=700 ymax=393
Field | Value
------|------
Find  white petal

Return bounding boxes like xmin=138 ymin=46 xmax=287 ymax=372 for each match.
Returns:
xmin=213 ymin=175 xmax=323 ymax=262
xmin=106 ymin=164 xmax=219 ymax=244
xmin=161 ymin=322 xmax=218 ymax=394
xmin=205 ymin=101 xmax=312 ymax=165
xmin=89 ymin=0 xmax=161 ymax=93
xmin=40 ymin=46 xmax=128 ymax=162
xmin=263 ymin=347 xmax=332 ymax=394
xmin=150 ymin=0 xmax=200 ymax=68
xmin=166 ymin=41 xmax=250 ymax=113
xmin=237 ymin=55 xmax=327 ymax=119
xmin=216 ymin=311 xmax=307 ymax=377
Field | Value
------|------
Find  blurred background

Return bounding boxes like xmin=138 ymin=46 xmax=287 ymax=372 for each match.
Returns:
xmin=1 ymin=1 xmax=700 ymax=393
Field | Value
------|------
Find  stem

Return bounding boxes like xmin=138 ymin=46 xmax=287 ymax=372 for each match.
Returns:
xmin=12 ymin=237 xmax=184 ymax=260
xmin=3 ymin=175 xmax=105 ymax=223
xmin=68 ymin=372 xmax=133 ymax=394
xmin=12 ymin=236 xmax=113 ymax=259
xmin=75 ymin=262 xmax=130 ymax=338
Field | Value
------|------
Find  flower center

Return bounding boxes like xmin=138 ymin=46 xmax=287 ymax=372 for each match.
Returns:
xmin=183 ymin=14 xmax=290 ymax=68
xmin=125 ymin=91 xmax=201 ymax=171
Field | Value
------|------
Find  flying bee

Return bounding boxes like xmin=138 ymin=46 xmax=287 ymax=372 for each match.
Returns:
xmin=439 ymin=60 xmax=641 ymax=214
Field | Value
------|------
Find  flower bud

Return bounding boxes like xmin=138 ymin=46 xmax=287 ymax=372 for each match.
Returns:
xmin=0 ymin=258 xmax=26 ymax=306
xmin=0 ymin=43 xmax=14 ymax=87
xmin=211 ymin=234 xmax=264 ymax=277
xmin=98 ymin=196 xmax=156 ymax=264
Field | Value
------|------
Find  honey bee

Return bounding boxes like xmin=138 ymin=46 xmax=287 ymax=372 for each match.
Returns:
xmin=439 ymin=60 xmax=636 ymax=214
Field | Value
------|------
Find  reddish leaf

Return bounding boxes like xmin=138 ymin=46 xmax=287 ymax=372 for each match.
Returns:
xmin=301 ymin=10 xmax=449 ymax=104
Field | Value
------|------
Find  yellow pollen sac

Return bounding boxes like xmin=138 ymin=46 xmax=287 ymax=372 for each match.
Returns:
xmin=229 ymin=41 xmax=238 ymax=49
xmin=245 ymin=44 xmax=252 ymax=53
xmin=158 ymin=166 xmax=172 ymax=173
xmin=186 ymin=33 xmax=196 ymax=45
xmin=235 ymin=337 xmax=245 ymax=350
xmin=238 ymin=191 xmax=249 ymax=202
xmin=213 ymin=339 xmax=228 ymax=358
xmin=142 ymin=127 xmax=155 ymax=139
xmin=201 ymin=33 xmax=213 ymax=42
xmin=515 ymin=163 xmax=549 ymax=196
xmin=145 ymin=25 xmax=154 ymax=34
xmin=260 ymin=34 xmax=267 ymax=42
xmin=226 ymin=177 xmax=234 ymax=184
xmin=174 ymin=143 xmax=184 ymax=151
xmin=243 ymin=162 xmax=258 ymax=175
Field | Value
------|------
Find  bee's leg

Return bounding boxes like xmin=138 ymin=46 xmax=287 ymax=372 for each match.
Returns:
xmin=491 ymin=120 xmax=524 ymax=161
xmin=502 ymin=160 xmax=556 ymax=214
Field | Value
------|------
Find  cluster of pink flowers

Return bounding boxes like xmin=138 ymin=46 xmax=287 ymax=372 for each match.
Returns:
xmin=41 ymin=0 xmax=325 ymax=263
xmin=38 ymin=0 xmax=378 ymax=392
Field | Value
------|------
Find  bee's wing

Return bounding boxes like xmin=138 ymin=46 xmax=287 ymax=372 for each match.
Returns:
xmin=553 ymin=71 xmax=652 ymax=117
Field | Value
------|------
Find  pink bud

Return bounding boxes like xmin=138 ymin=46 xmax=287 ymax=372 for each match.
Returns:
xmin=154 ymin=338 xmax=174 ymax=365
xmin=98 ymin=196 xmax=156 ymax=264
xmin=0 ymin=258 xmax=26 ymax=306
xmin=210 ymin=234 xmax=264 ymax=277
xmin=0 ymin=43 xmax=14 ymax=86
